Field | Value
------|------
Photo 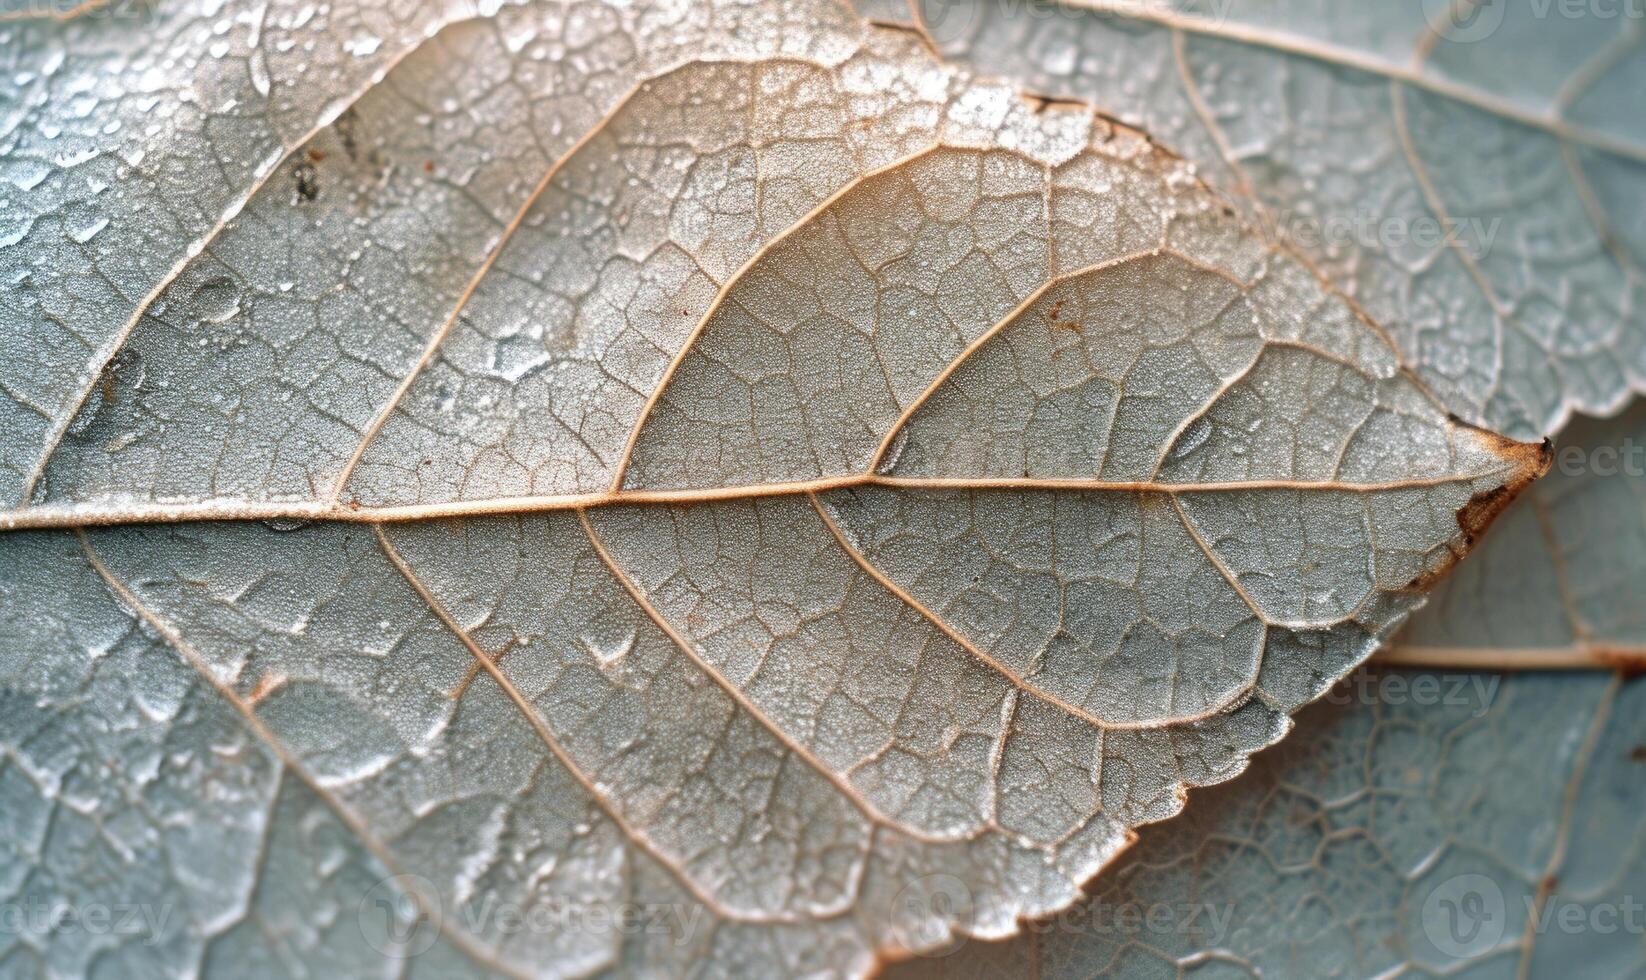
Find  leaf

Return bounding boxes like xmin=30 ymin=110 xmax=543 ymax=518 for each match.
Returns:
xmin=0 ymin=0 xmax=1547 ymax=975
xmin=884 ymin=667 xmax=1646 ymax=978
xmin=0 ymin=0 xmax=491 ymax=501
xmin=906 ymin=0 xmax=1646 ymax=441
xmin=1391 ymin=399 xmax=1646 ymax=670
xmin=884 ymin=394 xmax=1646 ymax=978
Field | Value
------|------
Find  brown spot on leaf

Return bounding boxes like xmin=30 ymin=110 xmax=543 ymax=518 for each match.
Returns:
xmin=1023 ymin=91 xmax=1086 ymax=114
xmin=1401 ymin=429 xmax=1552 ymax=592
xmin=293 ymin=162 xmax=320 ymax=203
xmin=1594 ymin=647 xmax=1646 ymax=677
xmin=1630 ymin=745 xmax=1646 ymax=763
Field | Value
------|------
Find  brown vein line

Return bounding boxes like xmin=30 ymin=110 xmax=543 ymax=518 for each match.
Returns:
xmin=1516 ymin=672 xmax=1621 ymax=980
xmin=805 ymin=492 xmax=1110 ymax=730
xmin=1551 ymin=25 xmax=1644 ymax=113
xmin=808 ymin=491 xmax=1260 ymax=731
xmin=328 ymin=79 xmax=657 ymax=503
xmin=1373 ymin=644 xmax=1646 ymax=671
xmin=1386 ymin=77 xmax=1526 ymax=418
xmin=1169 ymin=25 xmax=1262 ymax=207
xmin=16 ymin=12 xmax=490 ymax=510
xmin=1150 ymin=239 xmax=1417 ymax=393
xmin=369 ymin=523 xmax=779 ymax=925
xmin=0 ymin=470 xmax=1529 ymax=531
xmin=1529 ymin=489 xmax=1593 ymax=643
xmin=1411 ymin=0 xmax=1477 ymax=67
xmin=609 ymin=145 xmax=953 ymax=494
xmin=866 ymin=473 xmax=1500 ymax=493
xmin=1167 ymin=495 xmax=1274 ymax=636
xmin=1143 ymin=298 xmax=1264 ymax=481
xmin=1561 ymin=141 xmax=1646 ymax=292
xmin=1060 ymin=0 xmax=1646 ymax=165
xmin=0 ymin=0 xmax=112 ymax=22
xmin=867 ymin=248 xmax=1162 ymax=471
xmin=576 ymin=509 xmax=962 ymax=847
xmin=1550 ymin=34 xmax=1646 ymax=412
xmin=74 ymin=529 xmax=524 ymax=979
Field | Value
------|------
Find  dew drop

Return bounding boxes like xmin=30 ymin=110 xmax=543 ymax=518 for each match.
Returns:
xmin=1168 ymin=416 xmax=1212 ymax=461
xmin=189 ymin=275 xmax=242 ymax=324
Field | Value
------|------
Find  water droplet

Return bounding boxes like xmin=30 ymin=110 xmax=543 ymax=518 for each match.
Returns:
xmin=1168 ymin=417 xmax=1212 ymax=461
xmin=189 ymin=276 xmax=242 ymax=324
xmin=582 ymin=629 xmax=635 ymax=669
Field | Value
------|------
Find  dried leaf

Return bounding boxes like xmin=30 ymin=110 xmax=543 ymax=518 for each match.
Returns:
xmin=0 ymin=0 xmax=1548 ymax=974
xmin=913 ymin=0 xmax=1646 ymax=440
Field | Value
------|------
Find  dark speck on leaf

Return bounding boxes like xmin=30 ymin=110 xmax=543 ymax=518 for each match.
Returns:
xmin=293 ymin=162 xmax=320 ymax=203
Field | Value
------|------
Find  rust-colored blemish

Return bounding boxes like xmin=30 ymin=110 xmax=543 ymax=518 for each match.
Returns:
xmin=306 ymin=148 xmax=326 ymax=164
xmin=1594 ymin=646 xmax=1646 ymax=677
xmin=1023 ymin=91 xmax=1087 ymax=115
xmin=1401 ymin=427 xmax=1552 ymax=593
xmin=1630 ymin=744 xmax=1646 ymax=763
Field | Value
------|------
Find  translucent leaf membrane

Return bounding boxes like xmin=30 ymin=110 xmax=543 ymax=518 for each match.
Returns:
xmin=1397 ymin=400 xmax=1646 ymax=669
xmin=904 ymin=0 xmax=1646 ymax=442
xmin=884 ymin=667 xmax=1645 ymax=979
xmin=885 ymin=400 xmax=1646 ymax=978
xmin=0 ymin=0 xmax=1551 ymax=974
xmin=0 ymin=0 xmax=495 ymax=502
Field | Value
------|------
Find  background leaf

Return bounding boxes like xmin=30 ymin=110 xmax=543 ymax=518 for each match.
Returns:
xmin=0 ymin=0 xmax=1568 ymax=976
xmin=903 ymin=0 xmax=1646 ymax=440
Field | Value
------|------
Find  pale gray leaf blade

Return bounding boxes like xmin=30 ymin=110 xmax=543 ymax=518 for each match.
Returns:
xmin=884 ymin=400 xmax=1646 ymax=978
xmin=0 ymin=0 xmax=1557 ymax=974
xmin=0 ymin=530 xmax=488 ymax=978
xmin=915 ymin=0 xmax=1646 ymax=441
xmin=886 ymin=668 xmax=1645 ymax=978
xmin=0 ymin=0 xmax=486 ymax=505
